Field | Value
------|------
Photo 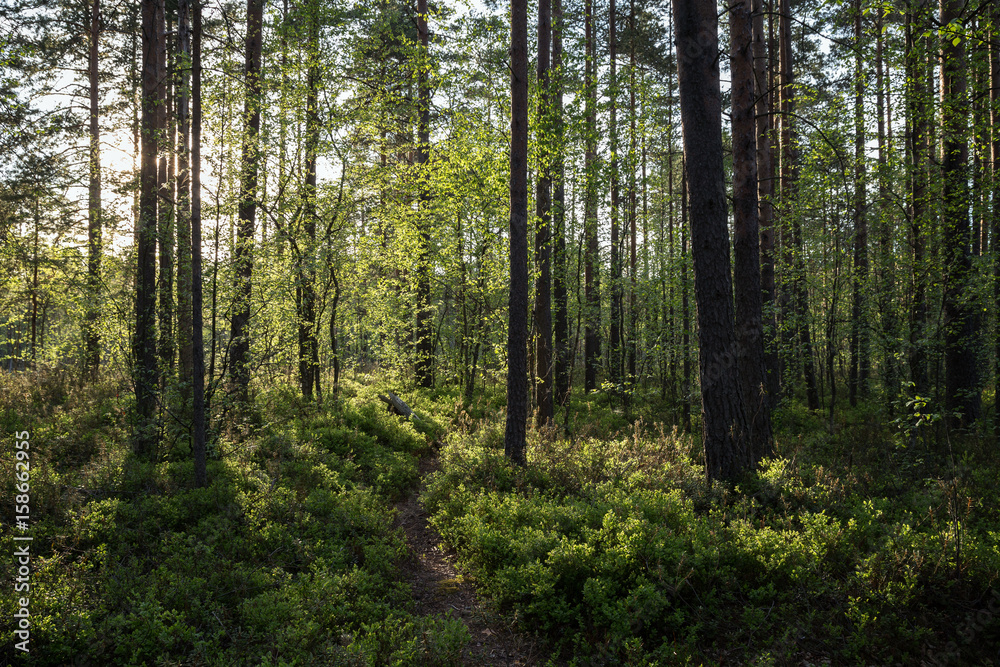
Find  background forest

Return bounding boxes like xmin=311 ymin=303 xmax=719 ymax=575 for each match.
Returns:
xmin=1 ymin=0 xmax=999 ymax=663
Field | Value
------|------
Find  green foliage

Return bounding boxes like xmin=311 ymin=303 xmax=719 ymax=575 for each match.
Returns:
xmin=424 ymin=407 xmax=1000 ymax=665
xmin=0 ymin=374 xmax=467 ymax=666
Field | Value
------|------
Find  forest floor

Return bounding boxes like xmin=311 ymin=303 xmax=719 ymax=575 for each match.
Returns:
xmin=394 ymin=455 xmax=546 ymax=666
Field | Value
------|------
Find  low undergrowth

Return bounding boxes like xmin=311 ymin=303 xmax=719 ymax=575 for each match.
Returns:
xmin=0 ymin=372 xmax=467 ymax=666
xmin=424 ymin=397 xmax=1000 ymax=666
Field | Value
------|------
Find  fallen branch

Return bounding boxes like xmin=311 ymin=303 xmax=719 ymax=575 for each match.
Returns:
xmin=378 ymin=391 xmax=422 ymax=421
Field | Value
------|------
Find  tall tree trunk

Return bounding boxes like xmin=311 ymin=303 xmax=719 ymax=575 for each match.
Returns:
xmin=940 ymin=0 xmax=980 ymax=427
xmin=754 ymin=0 xmax=780 ymax=402
xmin=906 ymin=0 xmax=929 ymax=396
xmin=849 ymin=0 xmax=869 ymax=407
xmin=85 ymin=0 xmax=102 ymax=380
xmin=191 ymin=0 xmax=206 ymax=487
xmin=584 ymin=0 xmax=601 ymax=393
xmin=157 ymin=0 xmax=173 ymax=375
xmin=232 ymin=0 xmax=263 ymax=407
xmin=991 ymin=1 xmax=1000 ymax=439
xmin=135 ymin=0 xmax=161 ymax=456
xmin=300 ymin=0 xmax=319 ymax=400
xmin=627 ymin=0 xmax=638 ymax=383
xmin=779 ymin=0 xmax=820 ymax=411
xmin=674 ymin=0 xmax=749 ymax=481
xmin=177 ymin=0 xmax=193 ymax=385
xmin=415 ymin=0 xmax=434 ymax=388
xmin=504 ymin=0 xmax=529 ymax=465
xmin=608 ymin=0 xmax=622 ymax=386
xmin=681 ymin=170 xmax=691 ymax=432
xmin=731 ymin=0 xmax=773 ymax=463
xmin=552 ymin=0 xmax=569 ymax=408
xmin=876 ymin=13 xmax=897 ymax=404
xmin=534 ymin=0 xmax=553 ymax=427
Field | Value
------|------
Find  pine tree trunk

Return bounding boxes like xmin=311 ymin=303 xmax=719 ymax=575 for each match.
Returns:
xmin=504 ymin=0 xmax=529 ymax=465
xmin=135 ymin=0 xmax=161 ymax=457
xmin=849 ymin=0 xmax=869 ymax=407
xmin=906 ymin=0 xmax=929 ymax=396
xmin=415 ymin=0 xmax=434 ymax=388
xmin=584 ymin=0 xmax=601 ymax=393
xmin=627 ymin=0 xmax=638 ymax=383
xmin=534 ymin=0 xmax=554 ymax=426
xmin=85 ymin=0 xmax=102 ymax=380
xmin=232 ymin=0 xmax=263 ymax=407
xmin=731 ymin=0 xmax=773 ymax=463
xmin=674 ymin=0 xmax=749 ymax=481
xmin=940 ymin=0 xmax=980 ymax=427
xmin=300 ymin=0 xmax=319 ymax=400
xmin=552 ymin=0 xmax=569 ymax=408
xmin=191 ymin=0 xmax=206 ymax=487
xmin=991 ymin=1 xmax=1000 ymax=440
xmin=157 ymin=0 xmax=173 ymax=375
xmin=177 ymin=0 xmax=193 ymax=386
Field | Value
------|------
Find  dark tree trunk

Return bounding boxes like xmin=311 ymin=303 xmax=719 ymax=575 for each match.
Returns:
xmin=673 ymin=0 xmax=749 ymax=481
xmin=906 ymin=0 xmax=929 ymax=396
xmin=232 ymin=0 xmax=263 ymax=407
xmin=991 ymin=1 xmax=1000 ymax=439
xmin=584 ymin=0 xmax=601 ymax=393
xmin=300 ymin=1 xmax=319 ymax=400
xmin=875 ymin=14 xmax=897 ymax=404
xmin=504 ymin=0 xmax=529 ymax=465
xmin=415 ymin=0 xmax=434 ymax=388
xmin=552 ymin=0 xmax=569 ymax=408
xmin=731 ymin=0 xmax=773 ymax=463
xmin=681 ymin=171 xmax=691 ymax=432
xmin=609 ymin=0 xmax=622 ymax=386
xmin=534 ymin=0 xmax=553 ymax=427
xmin=754 ymin=0 xmax=779 ymax=402
xmin=627 ymin=0 xmax=638 ymax=383
xmin=135 ymin=0 xmax=161 ymax=457
xmin=157 ymin=0 xmax=173 ymax=375
xmin=177 ymin=0 xmax=193 ymax=386
xmin=779 ymin=0 xmax=819 ymax=411
xmin=85 ymin=0 xmax=101 ymax=380
xmin=849 ymin=0 xmax=869 ymax=407
xmin=940 ymin=0 xmax=980 ymax=427
xmin=191 ymin=0 xmax=206 ymax=487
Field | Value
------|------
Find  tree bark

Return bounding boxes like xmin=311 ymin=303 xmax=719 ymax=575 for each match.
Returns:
xmin=534 ymin=0 xmax=553 ymax=427
xmin=940 ymin=0 xmax=980 ymax=427
xmin=85 ymin=0 xmax=102 ymax=380
xmin=674 ymin=0 xmax=749 ymax=481
xmin=300 ymin=0 xmax=320 ymax=400
xmin=177 ymin=0 xmax=193 ymax=385
xmin=135 ymin=0 xmax=161 ymax=457
xmin=552 ymin=0 xmax=569 ymax=408
xmin=991 ymin=0 xmax=1000 ymax=439
xmin=731 ymin=0 xmax=773 ymax=463
xmin=849 ymin=0 xmax=869 ymax=407
xmin=415 ymin=0 xmax=434 ymax=388
xmin=157 ymin=0 xmax=173 ymax=375
xmin=584 ymin=0 xmax=601 ymax=393
xmin=232 ymin=0 xmax=263 ymax=407
xmin=191 ymin=0 xmax=206 ymax=487
xmin=504 ymin=0 xmax=529 ymax=465
xmin=906 ymin=0 xmax=929 ymax=396
xmin=609 ymin=0 xmax=622 ymax=387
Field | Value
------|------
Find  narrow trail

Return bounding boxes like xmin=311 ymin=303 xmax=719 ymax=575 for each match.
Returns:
xmin=393 ymin=455 xmax=544 ymax=666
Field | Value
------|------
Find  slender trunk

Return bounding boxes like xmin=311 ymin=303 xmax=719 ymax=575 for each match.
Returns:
xmin=415 ymin=0 xmax=434 ymax=387
xmin=876 ymin=14 xmax=897 ymax=403
xmin=907 ymin=0 xmax=929 ymax=395
xmin=780 ymin=0 xmax=819 ymax=410
xmin=627 ymin=0 xmax=638 ymax=383
xmin=534 ymin=0 xmax=553 ymax=426
xmin=731 ymin=0 xmax=773 ymax=462
xmin=991 ymin=1 xmax=1000 ymax=439
xmin=157 ymin=0 xmax=173 ymax=375
xmin=681 ymin=171 xmax=691 ymax=432
xmin=504 ymin=0 xmax=529 ymax=464
xmin=177 ymin=0 xmax=193 ymax=384
xmin=191 ymin=0 xmax=206 ymax=487
xmin=584 ymin=0 xmax=601 ymax=393
xmin=86 ymin=0 xmax=102 ymax=379
xmin=300 ymin=1 xmax=319 ymax=400
xmin=232 ymin=0 xmax=263 ymax=406
xmin=849 ymin=0 xmax=868 ymax=407
xmin=135 ymin=0 xmax=161 ymax=456
xmin=552 ymin=0 xmax=569 ymax=407
xmin=754 ymin=0 xmax=780 ymax=401
xmin=941 ymin=0 xmax=980 ymax=427
xmin=609 ymin=0 xmax=622 ymax=386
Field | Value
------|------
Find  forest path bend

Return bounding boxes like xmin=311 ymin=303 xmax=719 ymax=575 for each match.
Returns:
xmin=393 ymin=455 xmax=544 ymax=666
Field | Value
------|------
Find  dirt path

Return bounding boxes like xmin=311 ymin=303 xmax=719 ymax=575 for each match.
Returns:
xmin=394 ymin=455 xmax=544 ymax=666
